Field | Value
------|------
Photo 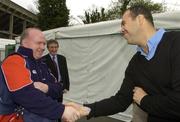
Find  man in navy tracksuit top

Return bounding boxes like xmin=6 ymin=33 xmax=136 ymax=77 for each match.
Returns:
xmin=1 ymin=28 xmax=80 ymax=122
xmin=83 ymin=5 xmax=180 ymax=122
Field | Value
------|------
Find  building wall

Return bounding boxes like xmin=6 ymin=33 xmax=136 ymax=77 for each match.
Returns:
xmin=0 ymin=0 xmax=37 ymax=39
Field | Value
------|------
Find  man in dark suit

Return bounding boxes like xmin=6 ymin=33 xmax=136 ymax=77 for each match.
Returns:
xmin=43 ymin=39 xmax=70 ymax=103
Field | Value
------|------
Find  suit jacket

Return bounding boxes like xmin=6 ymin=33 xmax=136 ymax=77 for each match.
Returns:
xmin=43 ymin=54 xmax=70 ymax=90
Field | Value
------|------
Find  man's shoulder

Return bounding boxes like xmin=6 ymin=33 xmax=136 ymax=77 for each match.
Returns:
xmin=166 ymin=31 xmax=180 ymax=35
xmin=57 ymin=55 xmax=67 ymax=63
xmin=57 ymin=54 xmax=66 ymax=59
xmin=42 ymin=54 xmax=51 ymax=60
xmin=42 ymin=54 xmax=49 ymax=58
xmin=3 ymin=53 xmax=24 ymax=64
xmin=162 ymin=31 xmax=180 ymax=46
xmin=164 ymin=31 xmax=180 ymax=39
xmin=41 ymin=54 xmax=50 ymax=63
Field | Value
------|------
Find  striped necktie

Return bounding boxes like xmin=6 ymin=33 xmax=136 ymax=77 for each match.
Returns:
xmin=52 ymin=55 xmax=58 ymax=80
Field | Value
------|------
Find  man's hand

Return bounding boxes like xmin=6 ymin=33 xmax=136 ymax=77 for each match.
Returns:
xmin=133 ymin=87 xmax=148 ymax=105
xmin=62 ymin=105 xmax=81 ymax=122
xmin=33 ymin=82 xmax=49 ymax=93
xmin=65 ymin=102 xmax=91 ymax=117
xmin=63 ymin=89 xmax=68 ymax=93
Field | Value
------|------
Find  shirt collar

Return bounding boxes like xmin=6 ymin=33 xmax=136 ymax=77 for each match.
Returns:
xmin=17 ymin=46 xmax=34 ymax=59
xmin=49 ymin=54 xmax=57 ymax=59
xmin=137 ymin=28 xmax=166 ymax=60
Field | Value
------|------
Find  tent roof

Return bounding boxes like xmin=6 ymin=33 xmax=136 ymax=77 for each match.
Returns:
xmin=154 ymin=11 xmax=180 ymax=29
xmin=43 ymin=11 xmax=180 ymax=40
xmin=153 ymin=11 xmax=180 ymax=22
xmin=43 ymin=19 xmax=120 ymax=39
xmin=15 ymin=11 xmax=180 ymax=42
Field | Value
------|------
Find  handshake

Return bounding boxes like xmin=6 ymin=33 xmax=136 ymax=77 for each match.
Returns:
xmin=62 ymin=102 xmax=91 ymax=122
xmin=33 ymin=82 xmax=90 ymax=121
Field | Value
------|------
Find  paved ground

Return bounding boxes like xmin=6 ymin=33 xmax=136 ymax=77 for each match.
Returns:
xmin=77 ymin=116 xmax=124 ymax=122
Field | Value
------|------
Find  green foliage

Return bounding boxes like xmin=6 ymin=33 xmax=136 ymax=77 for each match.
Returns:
xmin=37 ymin=0 xmax=69 ymax=30
xmin=110 ymin=0 xmax=166 ymax=18
xmin=81 ymin=7 xmax=107 ymax=24
xmin=129 ymin=0 xmax=165 ymax=13
xmin=81 ymin=0 xmax=166 ymax=24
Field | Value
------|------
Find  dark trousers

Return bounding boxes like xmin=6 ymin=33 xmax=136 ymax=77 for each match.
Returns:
xmin=58 ymin=94 xmax=63 ymax=122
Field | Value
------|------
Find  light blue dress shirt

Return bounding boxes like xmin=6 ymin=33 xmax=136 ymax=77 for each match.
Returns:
xmin=137 ymin=28 xmax=166 ymax=60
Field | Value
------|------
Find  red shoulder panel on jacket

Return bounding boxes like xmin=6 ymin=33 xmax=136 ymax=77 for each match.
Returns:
xmin=1 ymin=55 xmax=33 ymax=91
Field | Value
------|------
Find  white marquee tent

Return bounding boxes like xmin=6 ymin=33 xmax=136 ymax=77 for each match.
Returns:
xmin=16 ymin=11 xmax=180 ymax=122
xmin=0 ymin=38 xmax=15 ymax=61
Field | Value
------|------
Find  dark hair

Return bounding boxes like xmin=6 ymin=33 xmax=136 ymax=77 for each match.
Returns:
xmin=20 ymin=27 xmax=41 ymax=45
xmin=126 ymin=4 xmax=154 ymax=26
xmin=47 ymin=39 xmax=59 ymax=48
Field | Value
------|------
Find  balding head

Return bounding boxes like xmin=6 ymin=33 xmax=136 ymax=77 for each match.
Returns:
xmin=20 ymin=28 xmax=41 ymax=45
xmin=20 ymin=28 xmax=46 ymax=59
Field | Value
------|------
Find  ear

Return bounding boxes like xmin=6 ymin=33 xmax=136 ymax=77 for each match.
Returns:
xmin=137 ymin=15 xmax=145 ymax=25
xmin=22 ymin=39 xmax=28 ymax=47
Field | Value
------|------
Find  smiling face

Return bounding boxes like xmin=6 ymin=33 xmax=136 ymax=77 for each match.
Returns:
xmin=121 ymin=10 xmax=141 ymax=45
xmin=23 ymin=28 xmax=46 ymax=59
xmin=47 ymin=42 xmax=59 ymax=56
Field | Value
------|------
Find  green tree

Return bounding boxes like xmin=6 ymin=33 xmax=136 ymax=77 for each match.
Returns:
xmin=37 ymin=0 xmax=69 ymax=30
xmin=81 ymin=0 xmax=166 ymax=24
xmin=80 ymin=7 xmax=107 ymax=24
xmin=107 ymin=0 xmax=166 ymax=19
